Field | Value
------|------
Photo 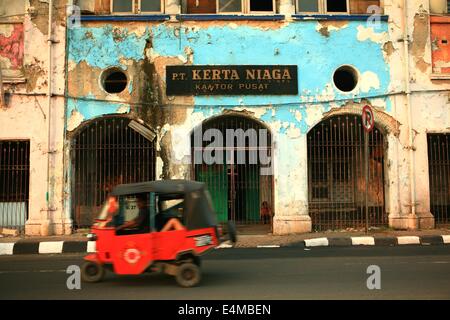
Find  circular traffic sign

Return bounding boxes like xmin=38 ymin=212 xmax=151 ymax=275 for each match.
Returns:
xmin=362 ymin=105 xmax=375 ymax=133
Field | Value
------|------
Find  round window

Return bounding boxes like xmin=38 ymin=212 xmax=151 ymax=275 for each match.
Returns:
xmin=101 ymin=68 xmax=128 ymax=94
xmin=333 ymin=66 xmax=358 ymax=92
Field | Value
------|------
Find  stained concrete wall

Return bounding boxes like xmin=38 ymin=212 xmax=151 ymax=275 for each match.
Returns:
xmin=63 ymin=0 xmax=450 ymax=234
xmin=0 ymin=0 xmax=68 ymax=235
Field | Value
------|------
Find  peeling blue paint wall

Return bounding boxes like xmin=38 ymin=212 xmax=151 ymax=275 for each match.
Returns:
xmin=67 ymin=20 xmax=390 ymax=133
xmin=68 ymin=26 xmax=150 ymax=69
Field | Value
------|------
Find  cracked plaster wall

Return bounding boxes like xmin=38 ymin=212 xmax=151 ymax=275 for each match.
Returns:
xmin=66 ymin=1 xmax=450 ymax=232
xmin=0 ymin=0 xmax=67 ymax=235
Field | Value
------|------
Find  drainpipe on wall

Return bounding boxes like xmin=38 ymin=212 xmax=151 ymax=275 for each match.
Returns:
xmin=0 ymin=66 xmax=4 ymax=108
xmin=402 ymin=0 xmax=418 ymax=228
xmin=41 ymin=0 xmax=55 ymax=236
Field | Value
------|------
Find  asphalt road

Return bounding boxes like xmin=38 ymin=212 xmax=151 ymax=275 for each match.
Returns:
xmin=0 ymin=246 xmax=449 ymax=300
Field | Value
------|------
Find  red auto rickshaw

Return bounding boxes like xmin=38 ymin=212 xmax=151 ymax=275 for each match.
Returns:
xmin=81 ymin=180 xmax=236 ymax=287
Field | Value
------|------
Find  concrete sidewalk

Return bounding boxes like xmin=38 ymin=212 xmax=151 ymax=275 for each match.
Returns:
xmin=0 ymin=228 xmax=449 ymax=255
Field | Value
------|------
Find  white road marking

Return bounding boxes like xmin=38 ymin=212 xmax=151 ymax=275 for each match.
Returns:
xmin=216 ymin=244 xmax=233 ymax=249
xmin=304 ymin=238 xmax=329 ymax=247
xmin=0 ymin=243 xmax=15 ymax=255
xmin=397 ymin=236 xmax=420 ymax=245
xmin=39 ymin=241 xmax=64 ymax=254
xmin=257 ymin=245 xmax=280 ymax=248
xmin=351 ymin=237 xmax=375 ymax=246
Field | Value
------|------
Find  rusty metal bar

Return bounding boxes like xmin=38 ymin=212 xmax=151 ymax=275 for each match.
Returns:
xmin=428 ymin=133 xmax=450 ymax=226
xmin=71 ymin=117 xmax=156 ymax=228
xmin=308 ymin=115 xmax=387 ymax=231
xmin=0 ymin=140 xmax=30 ymax=231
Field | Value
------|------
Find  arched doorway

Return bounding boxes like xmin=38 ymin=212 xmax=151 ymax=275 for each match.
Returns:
xmin=307 ymin=114 xmax=387 ymax=231
xmin=71 ymin=117 xmax=156 ymax=228
xmin=191 ymin=115 xmax=273 ymax=231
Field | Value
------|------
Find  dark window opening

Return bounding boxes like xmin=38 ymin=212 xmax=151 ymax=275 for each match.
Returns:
xmin=102 ymin=69 xmax=128 ymax=94
xmin=333 ymin=66 xmax=358 ymax=92
xmin=249 ymin=0 xmax=274 ymax=12
xmin=112 ymin=0 xmax=133 ymax=12
xmin=0 ymin=140 xmax=30 ymax=230
xmin=297 ymin=0 xmax=320 ymax=12
xmin=140 ymin=0 xmax=162 ymax=12
xmin=428 ymin=134 xmax=450 ymax=225
xmin=327 ymin=0 xmax=347 ymax=12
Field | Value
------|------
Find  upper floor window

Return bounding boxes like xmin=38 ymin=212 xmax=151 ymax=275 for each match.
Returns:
xmin=296 ymin=0 xmax=382 ymax=14
xmin=111 ymin=0 xmax=164 ymax=14
xmin=182 ymin=0 xmax=277 ymax=14
xmin=218 ymin=0 xmax=243 ymax=13
xmin=0 ymin=0 xmax=25 ymax=21
xmin=297 ymin=0 xmax=348 ymax=13
xmin=248 ymin=0 xmax=275 ymax=13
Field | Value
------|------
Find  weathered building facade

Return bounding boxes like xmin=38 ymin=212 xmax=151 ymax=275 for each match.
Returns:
xmin=0 ymin=0 xmax=68 ymax=235
xmin=3 ymin=0 xmax=447 ymax=235
xmin=64 ymin=0 xmax=450 ymax=235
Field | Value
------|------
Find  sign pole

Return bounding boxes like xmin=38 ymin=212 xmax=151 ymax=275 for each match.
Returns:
xmin=362 ymin=105 xmax=374 ymax=234
xmin=365 ymin=130 xmax=369 ymax=234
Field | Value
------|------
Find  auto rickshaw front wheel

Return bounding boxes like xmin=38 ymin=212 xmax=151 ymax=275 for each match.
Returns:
xmin=175 ymin=263 xmax=201 ymax=288
xmin=81 ymin=261 xmax=105 ymax=283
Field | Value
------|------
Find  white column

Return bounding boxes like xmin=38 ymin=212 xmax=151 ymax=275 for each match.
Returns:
xmin=272 ymin=133 xmax=312 ymax=234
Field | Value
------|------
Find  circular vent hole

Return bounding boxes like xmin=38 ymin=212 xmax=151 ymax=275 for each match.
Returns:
xmin=333 ymin=66 xmax=358 ymax=92
xmin=102 ymin=68 xmax=128 ymax=94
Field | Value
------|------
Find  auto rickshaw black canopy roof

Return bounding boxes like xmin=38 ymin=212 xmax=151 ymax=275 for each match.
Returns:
xmin=111 ymin=180 xmax=205 ymax=196
xmin=111 ymin=180 xmax=218 ymax=230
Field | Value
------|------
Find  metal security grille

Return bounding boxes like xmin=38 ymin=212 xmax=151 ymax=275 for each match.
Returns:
xmin=307 ymin=115 xmax=386 ymax=231
xmin=191 ymin=115 xmax=273 ymax=231
xmin=0 ymin=140 xmax=30 ymax=231
xmin=71 ymin=117 xmax=156 ymax=228
xmin=428 ymin=133 xmax=450 ymax=226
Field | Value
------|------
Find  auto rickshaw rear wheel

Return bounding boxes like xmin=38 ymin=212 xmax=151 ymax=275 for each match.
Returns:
xmin=175 ymin=263 xmax=201 ymax=288
xmin=81 ymin=261 xmax=105 ymax=283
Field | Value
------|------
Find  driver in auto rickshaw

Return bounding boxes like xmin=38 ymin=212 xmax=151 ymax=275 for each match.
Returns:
xmin=104 ymin=194 xmax=185 ymax=233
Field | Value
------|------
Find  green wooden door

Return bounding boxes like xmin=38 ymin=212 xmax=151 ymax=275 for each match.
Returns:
xmin=195 ymin=165 xmax=228 ymax=223
xmin=245 ymin=165 xmax=260 ymax=222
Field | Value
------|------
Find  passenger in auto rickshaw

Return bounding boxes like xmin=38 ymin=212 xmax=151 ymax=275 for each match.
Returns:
xmin=101 ymin=194 xmax=185 ymax=233
xmin=116 ymin=193 xmax=150 ymax=233
xmin=155 ymin=199 xmax=186 ymax=232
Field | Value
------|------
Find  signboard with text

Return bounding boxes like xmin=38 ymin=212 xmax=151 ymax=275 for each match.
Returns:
xmin=166 ymin=65 xmax=298 ymax=96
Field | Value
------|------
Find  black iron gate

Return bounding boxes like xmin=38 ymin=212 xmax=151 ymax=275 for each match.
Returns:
xmin=71 ymin=117 xmax=156 ymax=228
xmin=0 ymin=140 xmax=30 ymax=231
xmin=428 ymin=133 xmax=450 ymax=226
xmin=307 ymin=115 xmax=387 ymax=231
xmin=191 ymin=115 xmax=273 ymax=230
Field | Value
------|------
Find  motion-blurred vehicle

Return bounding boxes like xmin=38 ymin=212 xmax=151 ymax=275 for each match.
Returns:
xmin=81 ymin=180 xmax=236 ymax=287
